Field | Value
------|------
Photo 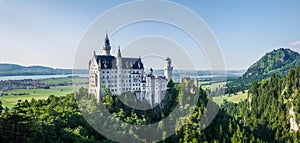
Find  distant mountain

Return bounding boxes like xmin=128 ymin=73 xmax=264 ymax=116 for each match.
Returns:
xmin=226 ymin=48 xmax=300 ymax=93
xmin=0 ymin=63 xmax=72 ymax=76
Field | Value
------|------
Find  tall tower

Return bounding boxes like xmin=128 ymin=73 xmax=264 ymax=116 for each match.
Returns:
xmin=164 ymin=57 xmax=173 ymax=81
xmin=103 ymin=32 xmax=111 ymax=56
xmin=116 ymin=46 xmax=122 ymax=68
xmin=116 ymin=46 xmax=123 ymax=95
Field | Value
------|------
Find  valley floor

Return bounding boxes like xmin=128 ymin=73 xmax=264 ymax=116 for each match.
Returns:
xmin=0 ymin=86 xmax=73 ymax=108
xmin=212 ymin=91 xmax=248 ymax=105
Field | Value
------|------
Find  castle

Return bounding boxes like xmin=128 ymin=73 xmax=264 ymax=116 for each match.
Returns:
xmin=88 ymin=33 xmax=173 ymax=106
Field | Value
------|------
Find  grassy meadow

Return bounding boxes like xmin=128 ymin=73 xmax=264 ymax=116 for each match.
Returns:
xmin=0 ymin=76 xmax=88 ymax=108
xmin=0 ymin=76 xmax=89 ymax=108
xmin=200 ymin=81 xmax=248 ymax=105
xmin=40 ymin=77 xmax=88 ymax=85
xmin=212 ymin=91 xmax=248 ymax=105
xmin=201 ymin=81 xmax=227 ymax=90
xmin=0 ymin=86 xmax=73 ymax=108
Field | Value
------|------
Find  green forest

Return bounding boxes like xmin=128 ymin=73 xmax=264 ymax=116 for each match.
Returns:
xmin=3 ymin=66 xmax=300 ymax=142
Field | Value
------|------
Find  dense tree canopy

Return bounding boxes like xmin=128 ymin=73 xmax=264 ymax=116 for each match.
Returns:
xmin=3 ymin=68 xmax=300 ymax=142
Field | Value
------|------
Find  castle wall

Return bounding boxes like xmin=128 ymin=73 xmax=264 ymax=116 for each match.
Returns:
xmin=99 ymin=69 xmax=143 ymax=95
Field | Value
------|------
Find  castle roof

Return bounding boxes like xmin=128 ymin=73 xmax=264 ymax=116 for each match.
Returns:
xmin=96 ymin=55 xmax=144 ymax=69
xmin=94 ymin=33 xmax=144 ymax=70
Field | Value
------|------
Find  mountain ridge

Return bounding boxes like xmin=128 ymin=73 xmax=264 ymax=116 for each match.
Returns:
xmin=0 ymin=63 xmax=72 ymax=76
xmin=226 ymin=48 xmax=300 ymax=93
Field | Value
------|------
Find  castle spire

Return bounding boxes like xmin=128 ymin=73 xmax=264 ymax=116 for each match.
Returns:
xmin=116 ymin=46 xmax=122 ymax=69
xmin=103 ymin=31 xmax=111 ymax=56
xmin=117 ymin=46 xmax=122 ymax=58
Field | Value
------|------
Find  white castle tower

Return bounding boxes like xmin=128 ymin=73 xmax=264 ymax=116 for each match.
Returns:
xmin=164 ymin=57 xmax=173 ymax=81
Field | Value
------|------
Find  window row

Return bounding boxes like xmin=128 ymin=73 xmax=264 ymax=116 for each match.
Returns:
xmin=104 ymin=88 xmax=141 ymax=92
xmin=100 ymin=75 xmax=141 ymax=79
xmin=102 ymin=79 xmax=139 ymax=83
xmin=101 ymin=70 xmax=142 ymax=74
xmin=101 ymin=82 xmax=141 ymax=86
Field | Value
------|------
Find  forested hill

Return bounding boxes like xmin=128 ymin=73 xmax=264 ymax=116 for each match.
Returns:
xmin=226 ymin=48 xmax=300 ymax=93
xmin=0 ymin=63 xmax=72 ymax=76
xmin=221 ymin=66 xmax=300 ymax=142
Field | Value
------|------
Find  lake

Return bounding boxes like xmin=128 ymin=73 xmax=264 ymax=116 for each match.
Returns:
xmin=0 ymin=74 xmax=88 ymax=81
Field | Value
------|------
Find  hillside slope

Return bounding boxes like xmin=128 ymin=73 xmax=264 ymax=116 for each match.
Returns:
xmin=0 ymin=63 xmax=72 ymax=76
xmin=226 ymin=48 xmax=300 ymax=93
xmin=232 ymin=66 xmax=300 ymax=142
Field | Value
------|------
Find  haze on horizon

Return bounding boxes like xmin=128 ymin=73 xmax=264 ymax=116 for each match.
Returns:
xmin=1 ymin=0 xmax=300 ymax=70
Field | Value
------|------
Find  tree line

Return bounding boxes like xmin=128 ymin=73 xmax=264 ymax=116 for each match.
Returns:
xmin=3 ymin=70 xmax=300 ymax=142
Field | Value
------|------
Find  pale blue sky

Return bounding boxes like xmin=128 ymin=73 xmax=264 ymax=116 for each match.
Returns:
xmin=1 ymin=0 xmax=300 ymax=70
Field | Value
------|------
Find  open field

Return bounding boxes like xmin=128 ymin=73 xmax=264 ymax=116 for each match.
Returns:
xmin=200 ymin=81 xmax=248 ymax=105
xmin=201 ymin=81 xmax=227 ymax=90
xmin=0 ymin=76 xmax=88 ymax=108
xmin=0 ymin=86 xmax=73 ymax=108
xmin=212 ymin=91 xmax=248 ymax=105
xmin=40 ymin=77 xmax=88 ymax=85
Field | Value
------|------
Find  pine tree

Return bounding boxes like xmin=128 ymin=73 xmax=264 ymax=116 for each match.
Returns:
xmin=0 ymin=100 xmax=3 ymax=113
